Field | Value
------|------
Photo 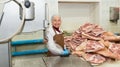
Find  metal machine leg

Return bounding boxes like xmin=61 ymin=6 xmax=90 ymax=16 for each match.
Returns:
xmin=0 ymin=43 xmax=11 ymax=67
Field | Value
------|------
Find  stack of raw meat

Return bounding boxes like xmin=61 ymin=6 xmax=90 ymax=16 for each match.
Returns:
xmin=64 ymin=23 xmax=120 ymax=65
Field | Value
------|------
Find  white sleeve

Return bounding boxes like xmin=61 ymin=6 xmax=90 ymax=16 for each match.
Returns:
xmin=46 ymin=29 xmax=64 ymax=55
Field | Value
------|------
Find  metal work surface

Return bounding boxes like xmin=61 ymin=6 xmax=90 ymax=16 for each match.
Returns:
xmin=43 ymin=55 xmax=92 ymax=67
xmin=13 ymin=56 xmax=46 ymax=67
xmin=12 ymin=54 xmax=120 ymax=67
xmin=0 ymin=43 xmax=11 ymax=67
xmin=12 ymin=55 xmax=92 ymax=67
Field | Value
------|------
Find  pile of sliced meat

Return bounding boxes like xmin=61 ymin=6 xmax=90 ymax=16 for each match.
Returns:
xmin=64 ymin=23 xmax=120 ymax=65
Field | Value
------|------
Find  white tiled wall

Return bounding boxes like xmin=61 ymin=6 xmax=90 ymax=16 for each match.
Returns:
xmin=46 ymin=0 xmax=59 ymax=24
xmin=58 ymin=0 xmax=120 ymax=33
xmin=58 ymin=0 xmax=100 ymax=2
xmin=58 ymin=2 xmax=100 ymax=33
xmin=99 ymin=0 xmax=120 ymax=33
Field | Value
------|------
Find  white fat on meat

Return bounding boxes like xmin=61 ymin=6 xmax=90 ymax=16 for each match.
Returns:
xmin=109 ymin=43 xmax=120 ymax=54
xmin=84 ymin=40 xmax=105 ymax=52
xmin=84 ymin=53 xmax=106 ymax=64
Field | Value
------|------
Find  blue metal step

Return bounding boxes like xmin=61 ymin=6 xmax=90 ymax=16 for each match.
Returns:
xmin=12 ymin=48 xmax=48 ymax=56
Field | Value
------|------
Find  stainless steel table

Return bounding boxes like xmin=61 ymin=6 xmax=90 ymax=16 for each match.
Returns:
xmin=0 ymin=43 xmax=11 ymax=67
xmin=43 ymin=55 xmax=92 ymax=67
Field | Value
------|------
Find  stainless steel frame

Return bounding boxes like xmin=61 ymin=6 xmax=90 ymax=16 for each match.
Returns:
xmin=0 ymin=0 xmax=48 ymax=67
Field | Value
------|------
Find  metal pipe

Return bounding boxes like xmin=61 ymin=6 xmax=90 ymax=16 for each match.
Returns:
xmin=12 ymin=48 xmax=48 ymax=56
xmin=11 ymin=39 xmax=44 ymax=46
xmin=43 ymin=3 xmax=49 ymax=39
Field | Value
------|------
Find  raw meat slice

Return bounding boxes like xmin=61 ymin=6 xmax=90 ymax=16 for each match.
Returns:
xmin=96 ymin=48 xmax=120 ymax=60
xmin=83 ymin=53 xmax=106 ymax=64
xmin=81 ymin=32 xmax=101 ymax=40
xmin=101 ymin=32 xmax=120 ymax=42
xmin=80 ymin=23 xmax=96 ymax=33
xmin=109 ymin=43 xmax=120 ymax=56
xmin=84 ymin=40 xmax=105 ymax=52
xmin=75 ymin=40 xmax=87 ymax=51
xmin=72 ymin=51 xmax=106 ymax=65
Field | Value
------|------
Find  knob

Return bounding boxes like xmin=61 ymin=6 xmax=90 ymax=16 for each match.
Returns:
xmin=24 ymin=0 xmax=31 ymax=8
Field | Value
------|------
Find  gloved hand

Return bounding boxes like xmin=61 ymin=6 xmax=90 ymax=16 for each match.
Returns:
xmin=61 ymin=49 xmax=70 ymax=56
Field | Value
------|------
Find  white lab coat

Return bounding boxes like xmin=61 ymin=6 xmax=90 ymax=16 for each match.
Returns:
xmin=46 ymin=26 xmax=64 ymax=55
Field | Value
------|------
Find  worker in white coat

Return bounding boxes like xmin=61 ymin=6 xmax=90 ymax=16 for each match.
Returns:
xmin=46 ymin=15 xmax=70 ymax=56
